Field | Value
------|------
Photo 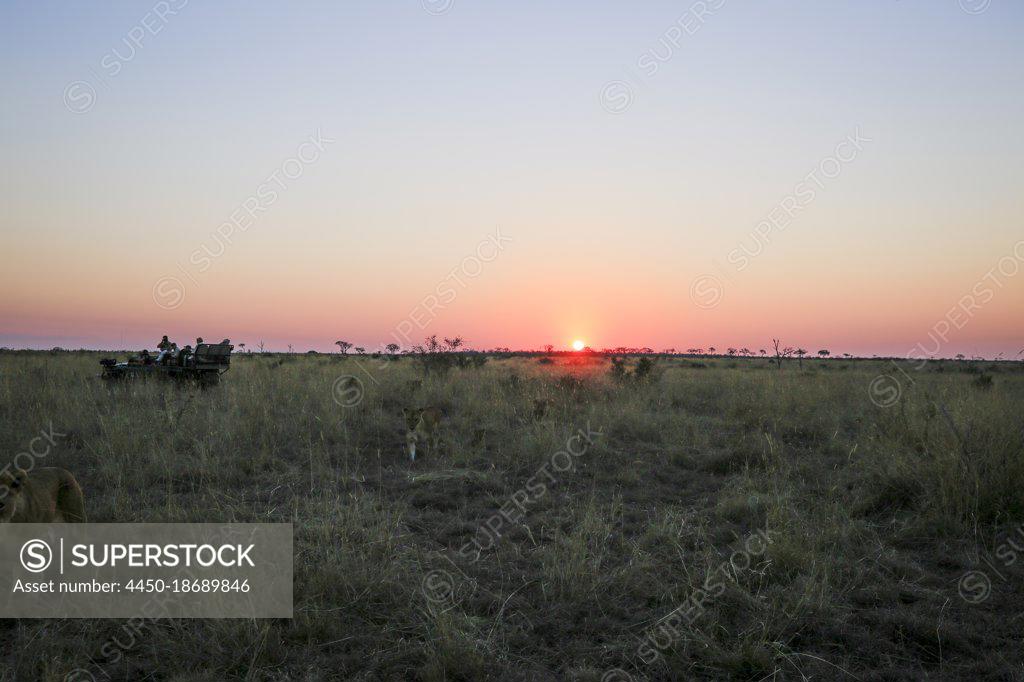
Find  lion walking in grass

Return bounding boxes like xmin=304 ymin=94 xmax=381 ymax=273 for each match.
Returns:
xmin=403 ymin=407 xmax=444 ymax=461
xmin=0 ymin=467 xmax=86 ymax=523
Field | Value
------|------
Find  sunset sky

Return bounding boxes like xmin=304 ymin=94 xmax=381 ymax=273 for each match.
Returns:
xmin=2 ymin=1 xmax=1022 ymax=357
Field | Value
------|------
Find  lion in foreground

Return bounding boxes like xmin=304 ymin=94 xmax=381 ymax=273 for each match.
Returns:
xmin=403 ymin=407 xmax=444 ymax=462
xmin=0 ymin=467 xmax=86 ymax=523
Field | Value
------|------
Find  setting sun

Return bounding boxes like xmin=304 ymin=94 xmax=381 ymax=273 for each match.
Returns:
xmin=572 ymin=340 xmax=585 ymax=351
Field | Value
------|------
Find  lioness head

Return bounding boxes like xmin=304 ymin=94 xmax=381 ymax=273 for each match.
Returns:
xmin=0 ymin=468 xmax=28 ymax=522
xmin=402 ymin=407 xmax=424 ymax=431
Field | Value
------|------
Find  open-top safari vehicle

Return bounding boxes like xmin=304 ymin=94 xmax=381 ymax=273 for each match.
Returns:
xmin=99 ymin=342 xmax=234 ymax=385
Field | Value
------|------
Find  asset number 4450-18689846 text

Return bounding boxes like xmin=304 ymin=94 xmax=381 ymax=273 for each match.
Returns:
xmin=124 ymin=578 xmax=251 ymax=593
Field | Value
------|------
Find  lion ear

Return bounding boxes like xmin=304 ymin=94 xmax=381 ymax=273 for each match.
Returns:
xmin=14 ymin=468 xmax=27 ymax=483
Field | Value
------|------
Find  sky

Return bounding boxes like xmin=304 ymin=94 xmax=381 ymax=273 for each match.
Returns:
xmin=1 ymin=0 xmax=1022 ymax=357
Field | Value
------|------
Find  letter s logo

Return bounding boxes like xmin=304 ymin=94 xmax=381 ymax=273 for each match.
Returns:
xmin=21 ymin=539 xmax=53 ymax=573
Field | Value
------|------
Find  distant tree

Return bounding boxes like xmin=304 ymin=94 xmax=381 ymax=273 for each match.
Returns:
xmin=415 ymin=335 xmax=465 ymax=355
xmin=772 ymin=338 xmax=794 ymax=370
xmin=663 ymin=348 xmax=676 ymax=355
xmin=258 ymin=340 xmax=265 ymax=353
xmin=843 ymin=353 xmax=852 ymax=359
xmin=386 ymin=343 xmax=400 ymax=356
xmin=708 ymin=346 xmax=716 ymax=355
xmin=759 ymin=349 xmax=767 ymax=356
xmin=795 ymin=348 xmax=808 ymax=369
xmin=818 ymin=349 xmax=830 ymax=358
xmin=955 ymin=353 xmax=966 ymax=361
xmin=413 ymin=336 xmax=446 ymax=375
xmin=417 ymin=335 xmax=441 ymax=354
xmin=335 ymin=340 xmax=352 ymax=355
xmin=544 ymin=344 xmax=554 ymax=354
xmin=727 ymin=347 xmax=737 ymax=356
xmin=238 ymin=343 xmax=246 ymax=352
xmin=287 ymin=344 xmax=293 ymax=354
xmin=740 ymin=348 xmax=752 ymax=357
xmin=355 ymin=347 xmax=366 ymax=355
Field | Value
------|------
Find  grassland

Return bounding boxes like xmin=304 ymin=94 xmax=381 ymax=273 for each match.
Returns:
xmin=1 ymin=350 xmax=1023 ymax=681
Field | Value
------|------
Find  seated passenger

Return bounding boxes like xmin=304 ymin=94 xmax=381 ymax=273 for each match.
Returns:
xmin=156 ymin=343 xmax=178 ymax=366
